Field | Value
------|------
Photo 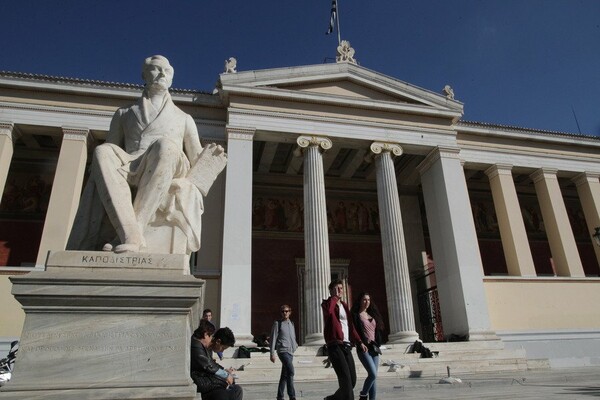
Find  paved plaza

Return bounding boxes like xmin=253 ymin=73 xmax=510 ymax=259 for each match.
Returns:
xmin=241 ymin=366 xmax=600 ymax=400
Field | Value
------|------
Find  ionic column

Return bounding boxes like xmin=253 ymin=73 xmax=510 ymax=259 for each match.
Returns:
xmin=530 ymin=168 xmax=585 ymax=277
xmin=0 ymin=122 xmax=19 ymax=203
xmin=417 ymin=147 xmax=496 ymax=341
xmin=36 ymin=127 xmax=90 ymax=267
xmin=297 ymin=135 xmax=332 ymax=345
xmin=573 ymin=172 xmax=600 ymax=270
xmin=220 ymin=127 xmax=255 ymax=345
xmin=485 ymin=164 xmax=536 ymax=276
xmin=370 ymin=142 xmax=418 ymax=343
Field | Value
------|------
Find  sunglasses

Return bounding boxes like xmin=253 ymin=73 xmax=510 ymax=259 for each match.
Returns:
xmin=281 ymin=309 xmax=291 ymax=313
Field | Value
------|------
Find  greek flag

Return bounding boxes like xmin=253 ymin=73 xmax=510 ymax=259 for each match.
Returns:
xmin=326 ymin=0 xmax=337 ymax=34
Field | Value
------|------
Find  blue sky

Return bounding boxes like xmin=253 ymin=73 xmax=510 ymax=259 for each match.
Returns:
xmin=2 ymin=0 xmax=600 ymax=135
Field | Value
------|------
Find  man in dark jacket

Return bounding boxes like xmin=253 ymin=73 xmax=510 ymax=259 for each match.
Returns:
xmin=190 ymin=320 xmax=243 ymax=400
xmin=321 ymin=279 xmax=367 ymax=400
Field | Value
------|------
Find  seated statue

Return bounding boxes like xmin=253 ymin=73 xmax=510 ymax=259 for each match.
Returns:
xmin=68 ymin=55 xmax=227 ymax=254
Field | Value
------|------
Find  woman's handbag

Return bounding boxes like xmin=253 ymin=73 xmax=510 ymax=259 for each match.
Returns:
xmin=368 ymin=341 xmax=382 ymax=356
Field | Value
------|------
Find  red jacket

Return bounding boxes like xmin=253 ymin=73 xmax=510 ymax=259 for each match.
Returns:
xmin=321 ymin=296 xmax=362 ymax=346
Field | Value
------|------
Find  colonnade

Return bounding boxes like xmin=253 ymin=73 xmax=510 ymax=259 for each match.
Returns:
xmin=2 ymin=120 xmax=600 ymax=343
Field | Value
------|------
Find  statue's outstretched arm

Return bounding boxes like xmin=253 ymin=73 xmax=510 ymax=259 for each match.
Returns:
xmin=183 ymin=115 xmax=203 ymax=166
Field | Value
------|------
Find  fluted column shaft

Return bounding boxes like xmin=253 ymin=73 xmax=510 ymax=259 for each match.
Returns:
xmin=371 ymin=142 xmax=418 ymax=343
xmin=0 ymin=122 xmax=18 ymax=204
xmin=297 ymin=135 xmax=332 ymax=345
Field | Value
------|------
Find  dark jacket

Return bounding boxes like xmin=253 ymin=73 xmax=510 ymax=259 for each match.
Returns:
xmin=351 ymin=311 xmax=383 ymax=348
xmin=321 ymin=297 xmax=362 ymax=346
xmin=190 ymin=337 xmax=227 ymax=393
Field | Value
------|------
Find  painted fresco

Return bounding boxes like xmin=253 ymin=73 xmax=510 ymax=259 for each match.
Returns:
xmin=252 ymin=195 xmax=380 ymax=235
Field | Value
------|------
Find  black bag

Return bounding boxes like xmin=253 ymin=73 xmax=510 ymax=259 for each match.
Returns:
xmin=237 ymin=345 xmax=251 ymax=358
xmin=368 ymin=342 xmax=382 ymax=356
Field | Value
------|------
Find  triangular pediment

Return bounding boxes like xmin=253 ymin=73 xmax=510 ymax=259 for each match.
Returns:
xmin=219 ymin=62 xmax=463 ymax=118
xmin=275 ymin=80 xmax=420 ymax=104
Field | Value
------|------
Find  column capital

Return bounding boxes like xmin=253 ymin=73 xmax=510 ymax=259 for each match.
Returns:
xmin=484 ymin=163 xmax=513 ymax=179
xmin=416 ymin=146 xmax=461 ymax=175
xmin=0 ymin=121 xmax=20 ymax=142
xmin=572 ymin=171 xmax=600 ymax=187
xmin=296 ymin=135 xmax=332 ymax=151
xmin=530 ymin=167 xmax=558 ymax=184
xmin=369 ymin=141 xmax=403 ymax=157
xmin=61 ymin=126 xmax=90 ymax=143
xmin=226 ymin=126 xmax=255 ymax=141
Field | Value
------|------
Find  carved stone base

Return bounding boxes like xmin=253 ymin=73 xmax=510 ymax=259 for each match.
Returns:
xmin=0 ymin=251 xmax=204 ymax=400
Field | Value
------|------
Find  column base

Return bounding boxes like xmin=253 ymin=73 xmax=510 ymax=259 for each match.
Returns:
xmin=387 ymin=330 xmax=420 ymax=344
xmin=303 ymin=333 xmax=325 ymax=346
xmin=232 ymin=335 xmax=256 ymax=347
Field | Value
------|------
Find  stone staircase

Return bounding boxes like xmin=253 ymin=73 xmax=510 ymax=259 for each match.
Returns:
xmin=224 ymin=341 xmax=550 ymax=385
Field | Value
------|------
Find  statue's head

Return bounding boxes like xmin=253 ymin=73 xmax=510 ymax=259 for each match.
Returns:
xmin=141 ymin=55 xmax=174 ymax=90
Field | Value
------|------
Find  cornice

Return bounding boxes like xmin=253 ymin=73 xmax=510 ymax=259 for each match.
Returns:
xmin=223 ymin=84 xmax=462 ymax=120
xmin=457 ymin=122 xmax=600 ymax=148
xmin=226 ymin=107 xmax=457 ymax=139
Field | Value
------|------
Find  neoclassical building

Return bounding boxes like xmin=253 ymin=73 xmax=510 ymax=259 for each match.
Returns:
xmin=1 ymin=54 xmax=599 ymax=367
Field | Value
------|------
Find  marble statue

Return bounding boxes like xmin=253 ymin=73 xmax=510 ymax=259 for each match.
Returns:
xmin=68 ymin=55 xmax=227 ymax=254
xmin=336 ymin=40 xmax=357 ymax=64
xmin=443 ymin=85 xmax=455 ymax=100
xmin=224 ymin=57 xmax=237 ymax=73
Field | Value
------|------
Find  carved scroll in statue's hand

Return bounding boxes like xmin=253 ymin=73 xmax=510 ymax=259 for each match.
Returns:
xmin=186 ymin=143 xmax=228 ymax=196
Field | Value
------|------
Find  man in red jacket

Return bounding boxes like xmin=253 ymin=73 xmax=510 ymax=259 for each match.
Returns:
xmin=322 ymin=279 xmax=368 ymax=400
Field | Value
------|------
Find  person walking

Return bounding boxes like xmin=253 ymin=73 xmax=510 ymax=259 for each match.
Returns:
xmin=270 ymin=304 xmax=298 ymax=400
xmin=351 ymin=292 xmax=385 ymax=400
xmin=322 ymin=279 xmax=367 ymax=400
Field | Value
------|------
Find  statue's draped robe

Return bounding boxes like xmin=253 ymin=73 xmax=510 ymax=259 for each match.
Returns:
xmin=67 ymin=94 xmax=203 ymax=253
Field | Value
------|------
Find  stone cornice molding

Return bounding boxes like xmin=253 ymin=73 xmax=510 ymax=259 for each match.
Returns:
xmin=530 ymin=168 xmax=558 ymax=184
xmin=0 ymin=121 xmax=20 ymax=142
xmin=416 ymin=146 xmax=461 ymax=175
xmin=484 ymin=163 xmax=513 ymax=180
xmin=226 ymin=127 xmax=255 ymax=141
xmin=369 ymin=141 xmax=403 ymax=157
xmin=296 ymin=135 xmax=332 ymax=152
xmin=572 ymin=171 xmax=600 ymax=187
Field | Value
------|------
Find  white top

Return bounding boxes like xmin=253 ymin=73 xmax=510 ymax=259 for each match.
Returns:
xmin=338 ymin=303 xmax=350 ymax=342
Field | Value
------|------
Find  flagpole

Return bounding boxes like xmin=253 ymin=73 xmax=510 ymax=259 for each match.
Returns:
xmin=336 ymin=0 xmax=341 ymax=46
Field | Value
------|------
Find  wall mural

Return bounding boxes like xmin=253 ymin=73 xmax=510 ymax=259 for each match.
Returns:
xmin=467 ymin=191 xmax=589 ymax=241
xmin=252 ymin=195 xmax=380 ymax=235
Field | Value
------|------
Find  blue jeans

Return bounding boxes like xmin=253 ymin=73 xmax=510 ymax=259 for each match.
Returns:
xmin=357 ymin=349 xmax=379 ymax=399
xmin=277 ymin=352 xmax=295 ymax=400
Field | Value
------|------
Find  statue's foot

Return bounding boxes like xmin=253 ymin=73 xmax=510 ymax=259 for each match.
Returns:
xmin=114 ymin=243 xmax=140 ymax=253
xmin=102 ymin=243 xmax=113 ymax=252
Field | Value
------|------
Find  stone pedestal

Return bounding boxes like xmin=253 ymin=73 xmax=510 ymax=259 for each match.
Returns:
xmin=0 ymin=251 xmax=204 ymax=400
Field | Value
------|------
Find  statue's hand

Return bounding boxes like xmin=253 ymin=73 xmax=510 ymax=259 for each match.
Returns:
xmin=186 ymin=143 xmax=228 ymax=196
